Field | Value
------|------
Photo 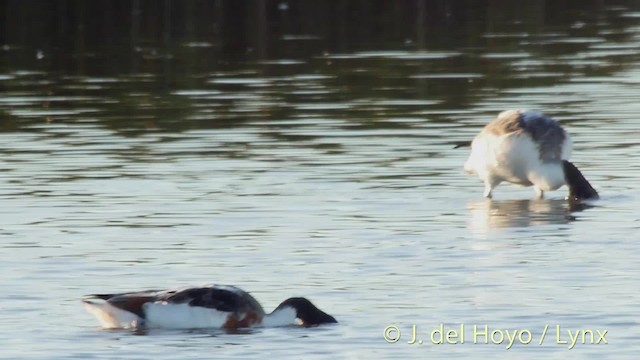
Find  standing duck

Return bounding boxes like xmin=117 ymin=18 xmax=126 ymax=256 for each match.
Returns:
xmin=464 ymin=110 xmax=599 ymax=200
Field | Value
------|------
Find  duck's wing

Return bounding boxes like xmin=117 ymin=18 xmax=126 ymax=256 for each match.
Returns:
xmin=143 ymin=285 xmax=266 ymax=329
xmin=158 ymin=285 xmax=265 ymax=314
xmin=518 ymin=110 xmax=568 ymax=161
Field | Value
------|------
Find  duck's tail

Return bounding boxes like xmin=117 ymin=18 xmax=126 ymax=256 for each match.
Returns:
xmin=82 ymin=295 xmax=143 ymax=329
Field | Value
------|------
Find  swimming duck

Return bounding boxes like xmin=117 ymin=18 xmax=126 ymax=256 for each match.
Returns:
xmin=463 ymin=110 xmax=599 ymax=200
xmin=82 ymin=284 xmax=337 ymax=330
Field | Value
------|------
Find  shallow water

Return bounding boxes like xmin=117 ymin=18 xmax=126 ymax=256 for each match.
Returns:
xmin=1 ymin=2 xmax=640 ymax=359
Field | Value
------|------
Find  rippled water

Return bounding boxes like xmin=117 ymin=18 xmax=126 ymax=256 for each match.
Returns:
xmin=2 ymin=3 xmax=640 ymax=360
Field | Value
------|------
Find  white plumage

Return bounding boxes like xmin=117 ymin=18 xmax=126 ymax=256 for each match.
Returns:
xmin=464 ymin=110 xmax=598 ymax=200
xmin=142 ymin=302 xmax=233 ymax=329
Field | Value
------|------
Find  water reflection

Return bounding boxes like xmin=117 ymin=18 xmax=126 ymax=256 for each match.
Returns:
xmin=2 ymin=1 xmax=640 ymax=135
xmin=466 ymin=199 xmax=589 ymax=235
xmin=1 ymin=1 xmax=640 ymax=359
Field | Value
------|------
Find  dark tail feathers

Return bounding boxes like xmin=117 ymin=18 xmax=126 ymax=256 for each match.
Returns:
xmin=453 ymin=140 xmax=471 ymax=149
xmin=562 ymin=160 xmax=599 ymax=201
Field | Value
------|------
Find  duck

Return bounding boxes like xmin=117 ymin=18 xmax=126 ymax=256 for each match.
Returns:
xmin=463 ymin=110 xmax=599 ymax=200
xmin=82 ymin=284 xmax=337 ymax=330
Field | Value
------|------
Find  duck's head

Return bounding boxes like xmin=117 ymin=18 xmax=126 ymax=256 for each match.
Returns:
xmin=275 ymin=297 xmax=337 ymax=326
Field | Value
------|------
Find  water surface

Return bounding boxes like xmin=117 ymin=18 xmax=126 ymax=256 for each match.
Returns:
xmin=1 ymin=1 xmax=640 ymax=359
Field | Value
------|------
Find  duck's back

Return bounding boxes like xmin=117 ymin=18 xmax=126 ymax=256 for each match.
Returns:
xmin=83 ymin=284 xmax=266 ymax=329
xmin=482 ymin=110 xmax=571 ymax=161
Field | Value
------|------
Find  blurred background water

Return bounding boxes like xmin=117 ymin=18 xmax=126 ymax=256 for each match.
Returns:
xmin=1 ymin=0 xmax=640 ymax=359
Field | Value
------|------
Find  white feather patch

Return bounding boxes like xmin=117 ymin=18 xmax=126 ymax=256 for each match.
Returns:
xmin=262 ymin=306 xmax=297 ymax=327
xmin=466 ymin=133 xmax=567 ymax=190
xmin=143 ymin=302 xmax=231 ymax=329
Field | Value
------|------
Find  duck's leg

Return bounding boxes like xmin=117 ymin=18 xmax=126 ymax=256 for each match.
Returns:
xmin=534 ymin=187 xmax=544 ymax=199
xmin=483 ymin=185 xmax=493 ymax=198
xmin=483 ymin=177 xmax=500 ymax=199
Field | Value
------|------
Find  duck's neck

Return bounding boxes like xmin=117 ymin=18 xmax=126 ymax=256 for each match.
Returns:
xmin=562 ymin=160 xmax=599 ymax=200
xmin=262 ymin=306 xmax=298 ymax=327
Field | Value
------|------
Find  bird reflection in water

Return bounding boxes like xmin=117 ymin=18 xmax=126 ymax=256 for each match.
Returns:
xmin=467 ymin=198 xmax=595 ymax=236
